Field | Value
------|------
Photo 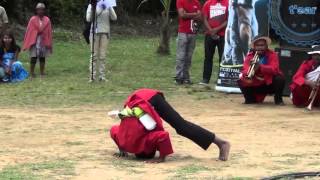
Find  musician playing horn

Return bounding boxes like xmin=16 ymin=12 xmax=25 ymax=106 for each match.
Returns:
xmin=238 ymin=35 xmax=285 ymax=105
xmin=290 ymin=45 xmax=320 ymax=108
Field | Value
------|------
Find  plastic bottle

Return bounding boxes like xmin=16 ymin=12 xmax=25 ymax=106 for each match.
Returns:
xmin=136 ymin=111 xmax=156 ymax=131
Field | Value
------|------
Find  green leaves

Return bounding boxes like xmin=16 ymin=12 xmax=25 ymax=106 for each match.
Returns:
xmin=138 ymin=0 xmax=171 ymax=12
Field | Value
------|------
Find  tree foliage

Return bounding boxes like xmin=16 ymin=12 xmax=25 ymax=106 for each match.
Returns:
xmin=0 ymin=0 xmax=167 ymax=26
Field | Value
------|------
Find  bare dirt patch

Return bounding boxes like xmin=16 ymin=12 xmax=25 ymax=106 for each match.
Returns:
xmin=0 ymin=94 xmax=319 ymax=179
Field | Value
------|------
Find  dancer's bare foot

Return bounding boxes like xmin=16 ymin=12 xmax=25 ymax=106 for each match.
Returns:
xmin=218 ymin=141 xmax=230 ymax=161
xmin=213 ymin=136 xmax=231 ymax=161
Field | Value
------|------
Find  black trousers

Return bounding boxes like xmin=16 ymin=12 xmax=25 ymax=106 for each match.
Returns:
xmin=149 ymin=94 xmax=215 ymax=150
xmin=239 ymin=75 xmax=285 ymax=103
xmin=202 ymin=35 xmax=225 ymax=83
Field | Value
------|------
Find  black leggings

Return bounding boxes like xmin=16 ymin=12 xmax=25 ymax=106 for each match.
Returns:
xmin=31 ymin=57 xmax=46 ymax=64
xmin=149 ymin=94 xmax=215 ymax=150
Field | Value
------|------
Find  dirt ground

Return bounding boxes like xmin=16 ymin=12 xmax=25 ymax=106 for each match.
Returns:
xmin=0 ymin=94 xmax=320 ymax=179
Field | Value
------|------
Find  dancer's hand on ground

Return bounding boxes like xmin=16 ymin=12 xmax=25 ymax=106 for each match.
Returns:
xmin=145 ymin=156 xmax=166 ymax=164
xmin=113 ymin=150 xmax=128 ymax=158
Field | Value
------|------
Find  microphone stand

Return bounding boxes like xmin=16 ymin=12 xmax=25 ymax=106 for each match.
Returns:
xmin=90 ymin=0 xmax=97 ymax=81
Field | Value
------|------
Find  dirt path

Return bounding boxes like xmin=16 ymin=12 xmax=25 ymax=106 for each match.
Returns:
xmin=0 ymin=94 xmax=319 ymax=179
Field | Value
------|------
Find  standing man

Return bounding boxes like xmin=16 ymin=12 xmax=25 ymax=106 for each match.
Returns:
xmin=0 ymin=5 xmax=9 ymax=35
xmin=238 ymin=36 xmax=285 ymax=105
xmin=175 ymin=0 xmax=202 ymax=85
xmin=290 ymin=45 xmax=320 ymax=107
xmin=199 ymin=0 xmax=228 ymax=85
xmin=86 ymin=0 xmax=117 ymax=82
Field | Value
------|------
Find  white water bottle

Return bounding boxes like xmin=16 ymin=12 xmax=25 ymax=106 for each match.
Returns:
xmin=138 ymin=113 xmax=156 ymax=131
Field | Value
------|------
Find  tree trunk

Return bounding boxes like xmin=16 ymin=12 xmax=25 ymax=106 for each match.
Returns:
xmin=157 ymin=14 xmax=171 ymax=55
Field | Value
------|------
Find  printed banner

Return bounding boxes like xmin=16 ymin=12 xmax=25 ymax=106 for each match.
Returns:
xmin=216 ymin=0 xmax=270 ymax=93
xmin=269 ymin=0 xmax=319 ymax=46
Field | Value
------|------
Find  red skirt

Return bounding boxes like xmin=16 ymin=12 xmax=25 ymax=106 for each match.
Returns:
xmin=291 ymin=85 xmax=320 ymax=107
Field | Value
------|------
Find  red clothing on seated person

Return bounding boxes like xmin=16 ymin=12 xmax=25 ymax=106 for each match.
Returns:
xmin=239 ymin=49 xmax=283 ymax=102
xmin=290 ymin=59 xmax=320 ymax=107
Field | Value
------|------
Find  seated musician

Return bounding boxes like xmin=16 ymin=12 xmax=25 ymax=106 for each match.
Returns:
xmin=238 ymin=35 xmax=285 ymax=105
xmin=290 ymin=45 xmax=320 ymax=107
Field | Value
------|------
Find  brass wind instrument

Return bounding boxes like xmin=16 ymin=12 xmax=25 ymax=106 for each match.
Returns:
xmin=307 ymin=74 xmax=320 ymax=111
xmin=246 ymin=51 xmax=259 ymax=79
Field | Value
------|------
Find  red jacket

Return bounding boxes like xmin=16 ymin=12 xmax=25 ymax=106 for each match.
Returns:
xmin=240 ymin=49 xmax=282 ymax=87
xmin=290 ymin=59 xmax=318 ymax=91
xmin=111 ymin=89 xmax=173 ymax=156
xmin=289 ymin=59 xmax=320 ymax=107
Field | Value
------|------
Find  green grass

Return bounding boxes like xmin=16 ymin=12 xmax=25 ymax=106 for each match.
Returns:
xmin=107 ymin=156 xmax=145 ymax=175
xmin=0 ymin=160 xmax=75 ymax=180
xmin=230 ymin=177 xmax=254 ymax=180
xmin=0 ymin=35 xmax=221 ymax=107
xmin=64 ymin=141 xmax=86 ymax=146
xmin=0 ymin=166 xmax=36 ymax=180
xmin=169 ymin=164 xmax=211 ymax=179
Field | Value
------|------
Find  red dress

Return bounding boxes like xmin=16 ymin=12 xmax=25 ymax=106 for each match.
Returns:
xmin=290 ymin=59 xmax=320 ymax=107
xmin=110 ymin=89 xmax=174 ymax=157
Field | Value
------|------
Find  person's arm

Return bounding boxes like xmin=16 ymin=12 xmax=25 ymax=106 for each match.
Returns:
xmin=86 ymin=4 xmax=92 ymax=22
xmin=202 ymin=2 xmax=227 ymax=35
xmin=177 ymin=8 xmax=201 ymax=20
xmin=291 ymin=61 xmax=310 ymax=87
xmin=305 ymin=79 xmax=318 ymax=89
xmin=109 ymin=7 xmax=117 ymax=21
xmin=203 ymin=14 xmax=212 ymax=31
xmin=206 ymin=20 xmax=227 ymax=35
xmin=1 ymin=7 xmax=8 ymax=28
xmin=96 ymin=5 xmax=103 ymax=16
xmin=113 ymin=149 xmax=128 ymax=157
xmin=303 ymin=64 xmax=320 ymax=88
xmin=211 ymin=21 xmax=227 ymax=34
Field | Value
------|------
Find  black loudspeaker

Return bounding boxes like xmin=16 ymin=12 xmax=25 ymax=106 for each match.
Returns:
xmin=275 ymin=47 xmax=310 ymax=96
